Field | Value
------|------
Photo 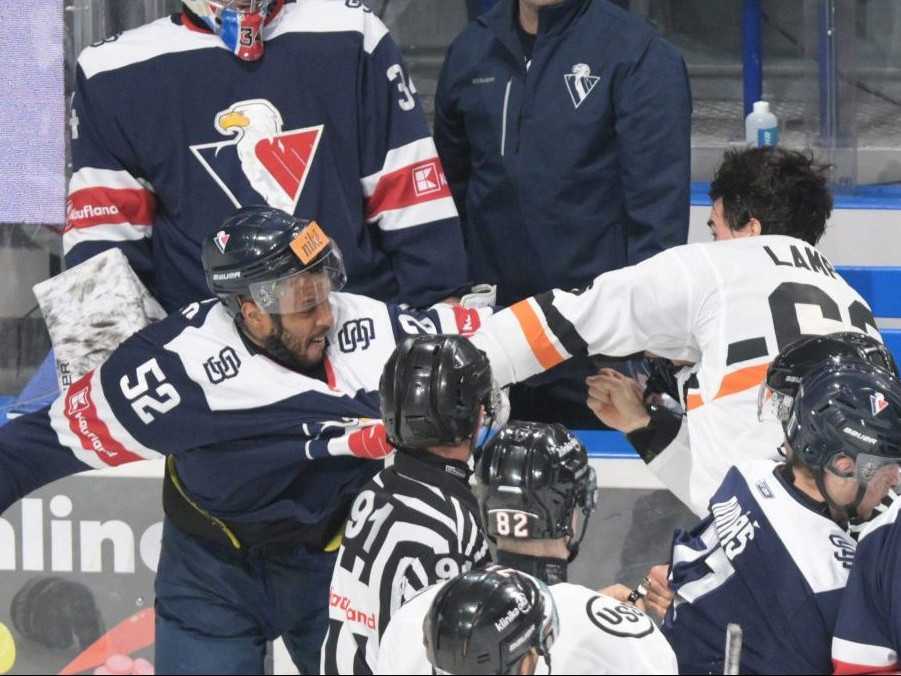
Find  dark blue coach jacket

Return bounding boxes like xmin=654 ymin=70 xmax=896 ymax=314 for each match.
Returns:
xmin=435 ymin=0 xmax=692 ymax=306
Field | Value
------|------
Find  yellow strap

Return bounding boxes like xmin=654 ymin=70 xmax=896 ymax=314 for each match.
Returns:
xmin=166 ymin=456 xmax=242 ymax=550
xmin=323 ymin=525 xmax=344 ymax=552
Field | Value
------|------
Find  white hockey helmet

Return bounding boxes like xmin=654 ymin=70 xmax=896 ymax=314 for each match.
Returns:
xmin=183 ymin=1 xmax=279 ymax=61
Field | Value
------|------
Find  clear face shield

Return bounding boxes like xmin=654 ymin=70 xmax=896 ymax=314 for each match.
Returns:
xmin=825 ymin=452 xmax=901 ymax=518
xmin=757 ymin=381 xmax=796 ymax=424
xmin=248 ymin=243 xmax=346 ymax=315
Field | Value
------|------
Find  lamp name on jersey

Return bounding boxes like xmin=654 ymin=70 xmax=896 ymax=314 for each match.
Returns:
xmin=763 ymin=244 xmax=837 ymax=279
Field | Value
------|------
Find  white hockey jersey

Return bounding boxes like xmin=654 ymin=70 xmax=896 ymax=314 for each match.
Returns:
xmin=375 ymin=580 xmax=677 ymax=675
xmin=470 ymin=235 xmax=878 ymax=515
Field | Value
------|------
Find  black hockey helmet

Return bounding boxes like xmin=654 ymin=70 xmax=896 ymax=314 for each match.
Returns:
xmin=380 ymin=335 xmax=493 ymax=449
xmin=786 ymin=359 xmax=901 ymax=495
xmin=759 ymin=331 xmax=898 ymax=423
xmin=423 ymin=565 xmax=558 ymax=675
xmin=477 ymin=421 xmax=597 ymax=556
xmin=201 ymin=206 xmax=346 ymax=318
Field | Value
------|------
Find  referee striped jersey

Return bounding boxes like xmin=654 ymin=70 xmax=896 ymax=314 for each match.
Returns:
xmin=321 ymin=450 xmax=490 ymax=674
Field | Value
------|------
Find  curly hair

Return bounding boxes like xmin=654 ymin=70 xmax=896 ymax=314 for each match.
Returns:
xmin=709 ymin=147 xmax=833 ymax=245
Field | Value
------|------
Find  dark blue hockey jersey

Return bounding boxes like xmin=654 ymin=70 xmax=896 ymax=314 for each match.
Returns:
xmin=0 ymin=293 xmax=489 ymax=529
xmin=65 ymin=0 xmax=467 ymax=312
xmin=832 ymin=496 xmax=901 ymax=674
xmin=663 ymin=461 xmax=856 ymax=675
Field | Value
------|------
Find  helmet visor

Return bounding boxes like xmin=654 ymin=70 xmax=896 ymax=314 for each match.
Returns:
xmin=757 ymin=382 xmax=794 ymax=424
xmin=854 ymin=453 xmax=901 ymax=488
xmin=248 ymin=245 xmax=346 ymax=314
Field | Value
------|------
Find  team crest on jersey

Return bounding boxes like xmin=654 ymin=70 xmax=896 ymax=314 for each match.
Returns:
xmin=564 ymin=63 xmax=600 ymax=109
xmin=189 ymin=98 xmax=323 ymax=214
xmin=871 ymin=391 xmax=889 ymax=416
xmin=214 ymin=230 xmax=231 ymax=254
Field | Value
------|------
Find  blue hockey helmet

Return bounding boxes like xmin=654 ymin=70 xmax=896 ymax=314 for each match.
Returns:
xmin=785 ymin=359 xmax=901 ymax=517
xmin=201 ymin=206 xmax=346 ymax=318
xmin=182 ymin=1 xmax=282 ymax=61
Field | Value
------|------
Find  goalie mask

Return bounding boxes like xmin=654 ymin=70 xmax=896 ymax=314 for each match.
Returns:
xmin=477 ymin=422 xmax=598 ymax=566
xmin=183 ymin=1 xmax=282 ymax=61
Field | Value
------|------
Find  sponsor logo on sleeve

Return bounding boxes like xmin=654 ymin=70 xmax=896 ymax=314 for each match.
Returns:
xmin=64 ymin=374 xmax=141 ymax=466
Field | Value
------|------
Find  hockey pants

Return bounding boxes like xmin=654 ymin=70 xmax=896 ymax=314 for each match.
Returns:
xmin=154 ymin=517 xmax=335 ymax=674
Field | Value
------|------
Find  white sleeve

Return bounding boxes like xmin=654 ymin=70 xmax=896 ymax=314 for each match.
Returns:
xmin=470 ymin=245 xmax=711 ymax=386
xmin=374 ymin=585 xmax=439 ymax=675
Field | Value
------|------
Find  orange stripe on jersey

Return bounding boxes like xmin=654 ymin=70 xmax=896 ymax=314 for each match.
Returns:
xmin=686 ymin=393 xmax=704 ymax=411
xmin=510 ymin=300 xmax=565 ymax=370
xmin=714 ymin=363 xmax=770 ymax=401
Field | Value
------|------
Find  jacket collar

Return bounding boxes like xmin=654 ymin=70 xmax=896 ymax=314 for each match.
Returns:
xmin=479 ymin=0 xmax=590 ymax=62
xmin=393 ymin=450 xmax=477 ymax=506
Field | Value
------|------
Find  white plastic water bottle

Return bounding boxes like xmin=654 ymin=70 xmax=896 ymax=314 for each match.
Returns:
xmin=745 ymin=100 xmax=779 ymax=147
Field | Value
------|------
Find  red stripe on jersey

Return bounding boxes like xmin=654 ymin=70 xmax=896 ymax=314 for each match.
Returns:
xmin=453 ymin=305 xmax=481 ymax=337
xmin=65 ymin=187 xmax=156 ymax=231
xmin=323 ymin=356 xmax=337 ymax=390
xmin=365 ymin=158 xmax=451 ymax=220
xmin=833 ymin=658 xmax=899 ymax=675
xmin=64 ymin=372 xmax=144 ymax=467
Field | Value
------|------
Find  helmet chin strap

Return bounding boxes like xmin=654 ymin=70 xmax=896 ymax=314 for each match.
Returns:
xmin=815 ymin=467 xmax=867 ymax=525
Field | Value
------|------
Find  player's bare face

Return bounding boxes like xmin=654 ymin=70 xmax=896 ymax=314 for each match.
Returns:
xmin=274 ymin=274 xmax=334 ymax=368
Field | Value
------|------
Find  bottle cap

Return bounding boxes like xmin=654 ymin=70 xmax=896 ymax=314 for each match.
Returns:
xmin=753 ymin=101 xmax=770 ymax=114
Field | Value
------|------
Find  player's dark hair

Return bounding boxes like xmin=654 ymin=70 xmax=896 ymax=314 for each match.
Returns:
xmin=709 ymin=147 xmax=832 ymax=245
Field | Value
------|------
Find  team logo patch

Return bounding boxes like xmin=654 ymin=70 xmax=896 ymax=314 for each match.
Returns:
xmin=203 ymin=347 xmax=242 ymax=384
xmin=190 ymin=98 xmax=323 ymax=214
xmin=871 ymin=391 xmax=889 ymax=416
xmin=337 ymin=318 xmax=376 ymax=353
xmin=215 ymin=230 xmax=231 ymax=254
xmin=586 ymin=597 xmax=654 ymax=638
xmin=564 ymin=63 xmax=600 ymax=109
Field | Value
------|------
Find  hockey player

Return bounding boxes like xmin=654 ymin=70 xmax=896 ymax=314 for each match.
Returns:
xmin=663 ymin=359 xmax=901 ymax=674
xmin=470 ymin=146 xmax=882 ymax=515
xmin=422 ymin=566 xmax=559 ymax=675
xmin=376 ymin=421 xmax=677 ymax=675
xmin=321 ymin=334 xmax=496 ymax=674
xmin=0 ymin=207 xmax=489 ymax=674
xmin=588 ymin=331 xmax=899 ymax=509
xmin=66 ymin=0 xmax=467 ymax=313
xmin=832 ymin=486 xmax=901 ymax=673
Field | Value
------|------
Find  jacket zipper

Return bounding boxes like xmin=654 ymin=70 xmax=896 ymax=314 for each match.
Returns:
xmin=500 ymin=78 xmax=513 ymax=156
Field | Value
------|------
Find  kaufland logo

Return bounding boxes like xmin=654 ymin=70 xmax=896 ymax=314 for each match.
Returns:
xmin=65 ymin=384 xmax=117 ymax=460
xmin=67 ymin=203 xmax=120 ymax=221
xmin=67 ymin=386 xmax=91 ymax=416
xmin=412 ymin=161 xmax=444 ymax=197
